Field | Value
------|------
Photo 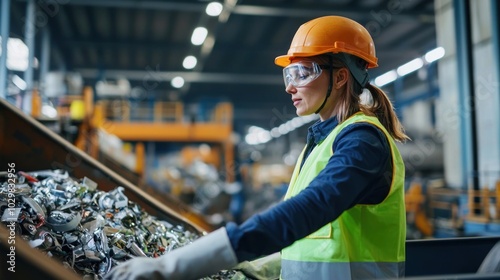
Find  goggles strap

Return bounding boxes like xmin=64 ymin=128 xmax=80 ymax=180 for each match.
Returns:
xmin=315 ymin=56 xmax=333 ymax=114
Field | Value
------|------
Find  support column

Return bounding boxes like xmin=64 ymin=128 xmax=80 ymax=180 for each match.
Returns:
xmin=491 ymin=0 xmax=500 ymax=180
xmin=453 ymin=0 xmax=479 ymax=192
xmin=39 ymin=27 xmax=51 ymax=95
xmin=22 ymin=0 xmax=36 ymax=113
xmin=426 ymin=63 xmax=437 ymax=127
xmin=0 ymin=0 xmax=11 ymax=98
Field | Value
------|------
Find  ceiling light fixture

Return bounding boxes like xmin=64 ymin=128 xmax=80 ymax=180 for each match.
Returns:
xmin=244 ymin=115 xmax=318 ymax=145
xmin=425 ymin=47 xmax=445 ymax=63
xmin=182 ymin=56 xmax=197 ymax=69
xmin=244 ymin=126 xmax=272 ymax=145
xmin=12 ymin=75 xmax=27 ymax=90
xmin=397 ymin=58 xmax=424 ymax=77
xmin=373 ymin=46 xmax=445 ymax=88
xmin=191 ymin=27 xmax=208 ymax=45
xmin=0 ymin=37 xmax=30 ymax=71
xmin=171 ymin=76 xmax=185 ymax=88
xmin=206 ymin=2 xmax=223 ymax=17
xmin=374 ymin=70 xmax=398 ymax=87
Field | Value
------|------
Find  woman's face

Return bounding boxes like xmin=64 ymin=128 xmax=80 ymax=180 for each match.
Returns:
xmin=285 ymin=58 xmax=336 ymax=119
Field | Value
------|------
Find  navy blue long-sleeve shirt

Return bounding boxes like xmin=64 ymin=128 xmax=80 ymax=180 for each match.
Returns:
xmin=226 ymin=116 xmax=393 ymax=262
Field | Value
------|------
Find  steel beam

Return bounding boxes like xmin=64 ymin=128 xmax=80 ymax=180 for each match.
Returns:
xmin=76 ymin=68 xmax=282 ymax=85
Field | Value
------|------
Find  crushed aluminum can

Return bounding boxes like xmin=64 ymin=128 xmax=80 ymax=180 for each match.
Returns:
xmin=1 ymin=207 xmax=21 ymax=222
xmin=1 ymin=169 xmax=241 ymax=280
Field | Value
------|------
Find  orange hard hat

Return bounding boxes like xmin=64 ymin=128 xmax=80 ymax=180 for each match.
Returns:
xmin=275 ymin=16 xmax=378 ymax=68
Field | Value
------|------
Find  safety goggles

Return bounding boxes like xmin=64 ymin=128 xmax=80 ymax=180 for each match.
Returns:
xmin=283 ymin=61 xmax=330 ymax=88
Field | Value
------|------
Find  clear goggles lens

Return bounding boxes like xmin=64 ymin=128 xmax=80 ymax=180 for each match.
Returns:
xmin=283 ymin=61 xmax=327 ymax=88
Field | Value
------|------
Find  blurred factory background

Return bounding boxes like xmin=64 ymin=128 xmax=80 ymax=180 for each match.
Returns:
xmin=1 ymin=0 xmax=500 ymax=242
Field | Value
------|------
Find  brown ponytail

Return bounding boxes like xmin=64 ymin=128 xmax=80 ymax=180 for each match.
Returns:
xmin=315 ymin=53 xmax=410 ymax=142
xmin=363 ymin=83 xmax=409 ymax=142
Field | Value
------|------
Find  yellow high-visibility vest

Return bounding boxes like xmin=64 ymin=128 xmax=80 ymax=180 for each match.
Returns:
xmin=281 ymin=113 xmax=406 ymax=279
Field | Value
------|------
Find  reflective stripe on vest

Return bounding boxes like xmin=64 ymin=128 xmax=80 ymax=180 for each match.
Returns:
xmin=281 ymin=259 xmax=405 ymax=279
xmin=281 ymin=113 xmax=406 ymax=279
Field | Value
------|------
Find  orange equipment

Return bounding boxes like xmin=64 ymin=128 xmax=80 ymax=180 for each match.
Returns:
xmin=406 ymin=181 xmax=434 ymax=237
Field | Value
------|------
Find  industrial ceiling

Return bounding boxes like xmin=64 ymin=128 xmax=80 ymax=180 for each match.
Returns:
xmin=9 ymin=0 xmax=437 ymax=135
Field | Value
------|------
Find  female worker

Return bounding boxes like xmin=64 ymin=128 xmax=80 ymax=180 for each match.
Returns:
xmin=106 ymin=15 xmax=409 ymax=280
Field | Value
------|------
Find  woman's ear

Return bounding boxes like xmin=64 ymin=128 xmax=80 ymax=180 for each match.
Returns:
xmin=334 ymin=68 xmax=349 ymax=89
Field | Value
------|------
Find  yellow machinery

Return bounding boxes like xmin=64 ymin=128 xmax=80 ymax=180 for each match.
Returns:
xmin=73 ymin=86 xmax=235 ymax=182
xmin=405 ymin=181 xmax=434 ymax=238
xmin=466 ymin=180 xmax=500 ymax=223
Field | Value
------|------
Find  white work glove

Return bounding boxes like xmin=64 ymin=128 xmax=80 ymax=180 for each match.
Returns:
xmin=104 ymin=227 xmax=238 ymax=280
xmin=233 ymin=252 xmax=281 ymax=280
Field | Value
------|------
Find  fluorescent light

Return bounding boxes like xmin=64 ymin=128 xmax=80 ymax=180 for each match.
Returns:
xmin=206 ymin=2 xmax=223 ymax=16
xmin=303 ymin=114 xmax=319 ymax=122
xmin=42 ymin=104 xmax=58 ymax=118
xmin=245 ymin=134 xmax=259 ymax=145
xmin=397 ymin=58 xmax=424 ymax=76
xmin=278 ymin=123 xmax=289 ymax=134
xmin=244 ymin=112 xmax=318 ymax=145
xmin=171 ymin=76 xmax=184 ymax=88
xmin=425 ymin=47 xmax=445 ymax=63
xmin=257 ymin=131 xmax=272 ymax=143
xmin=248 ymin=126 xmax=261 ymax=133
xmin=291 ymin=117 xmax=303 ymax=128
xmin=4 ymin=38 xmax=29 ymax=71
xmin=270 ymin=127 xmax=281 ymax=138
xmin=249 ymin=126 xmax=271 ymax=140
xmin=182 ymin=56 xmax=197 ymax=69
xmin=12 ymin=75 xmax=27 ymax=90
xmin=245 ymin=126 xmax=272 ymax=145
xmin=374 ymin=70 xmax=398 ymax=87
xmin=191 ymin=27 xmax=208 ymax=46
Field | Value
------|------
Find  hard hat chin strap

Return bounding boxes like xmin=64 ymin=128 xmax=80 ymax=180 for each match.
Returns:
xmin=334 ymin=53 xmax=369 ymax=88
xmin=315 ymin=56 xmax=333 ymax=114
xmin=314 ymin=53 xmax=369 ymax=115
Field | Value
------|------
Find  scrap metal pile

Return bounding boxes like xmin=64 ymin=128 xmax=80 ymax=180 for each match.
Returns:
xmin=0 ymin=169 xmax=237 ymax=279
